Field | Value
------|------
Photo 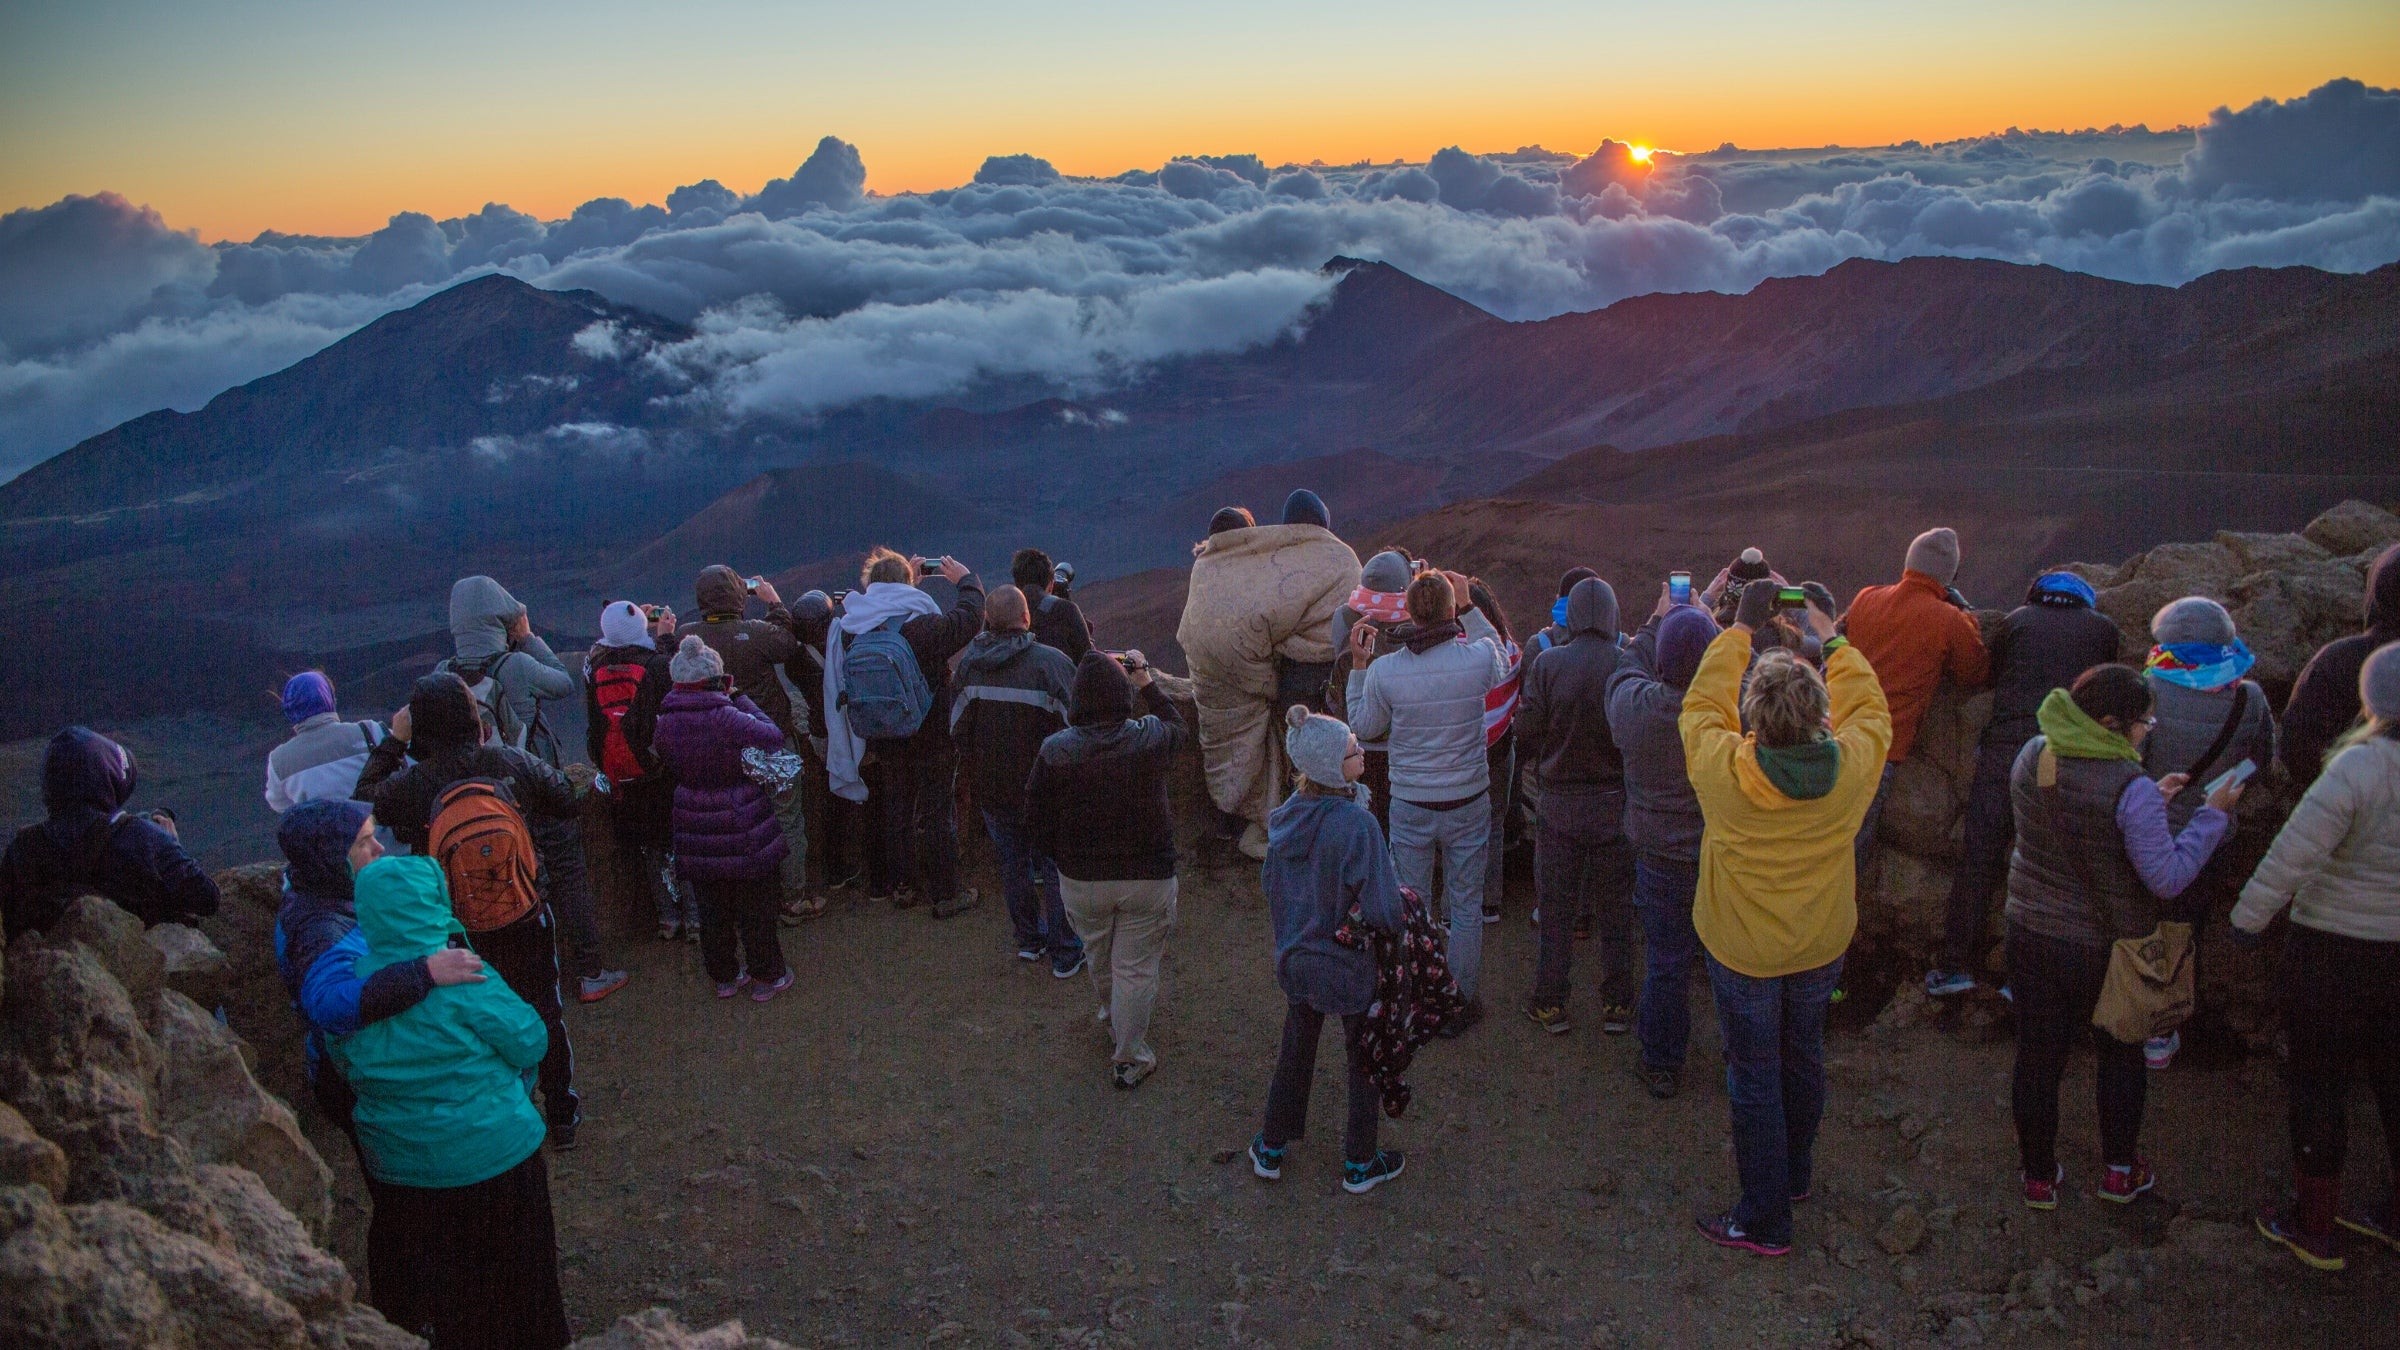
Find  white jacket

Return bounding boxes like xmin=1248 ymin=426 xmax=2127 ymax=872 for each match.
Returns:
xmin=2233 ymin=735 xmax=2400 ymax=943
xmin=1350 ymin=609 xmax=1507 ymax=805
xmin=264 ymin=713 xmax=384 ymax=813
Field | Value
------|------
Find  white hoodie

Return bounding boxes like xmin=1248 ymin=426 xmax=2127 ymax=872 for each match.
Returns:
xmin=823 ymin=582 xmax=943 ymax=802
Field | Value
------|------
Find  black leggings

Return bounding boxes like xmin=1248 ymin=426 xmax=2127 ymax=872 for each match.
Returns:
xmin=467 ymin=907 xmax=576 ymax=1127
xmin=2285 ymin=925 xmax=2400 ymax=1186
xmin=1261 ymin=1001 xmax=1378 ymax=1164
xmin=2008 ymin=923 xmax=2146 ymax=1177
xmin=690 ymin=876 xmax=788 ymax=986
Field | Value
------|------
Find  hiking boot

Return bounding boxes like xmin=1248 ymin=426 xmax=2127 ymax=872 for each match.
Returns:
xmin=1523 ymin=1001 xmax=1571 ymax=1035
xmin=1111 ymin=1060 xmax=1154 ymax=1090
xmin=577 ymin=969 xmax=629 ymax=1005
xmin=2023 ymin=1164 xmax=2064 ymax=1211
xmin=750 ymin=970 xmax=795 ymax=1003
xmin=1600 ymin=1002 xmax=1634 ymax=1035
xmin=1924 ymin=968 xmax=1977 ymax=998
xmin=1248 ymin=1134 xmax=1285 ymax=1182
xmin=1638 ymin=1063 xmax=1681 ymax=1100
xmin=2258 ymin=1209 xmax=2346 ymax=1271
xmin=2097 ymin=1158 xmax=2156 ymax=1204
xmin=1436 ymin=1000 xmax=1486 ymax=1039
xmin=1052 ymin=950 xmax=1090 ymax=980
xmin=931 ymin=888 xmax=981 ymax=920
xmin=1343 ymin=1150 xmax=1405 ymax=1195
xmin=714 ymin=973 xmax=752 ymax=1000
xmin=548 ymin=1109 xmax=581 ymax=1152
xmin=2144 ymin=1030 xmax=2181 ymax=1070
xmin=2338 ymin=1204 xmax=2400 ymax=1253
xmin=1695 ymin=1210 xmax=1788 ymax=1256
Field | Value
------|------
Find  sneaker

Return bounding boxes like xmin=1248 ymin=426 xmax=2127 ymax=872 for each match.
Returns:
xmin=1600 ymin=1002 xmax=1634 ymax=1036
xmin=1695 ymin=1210 xmax=1788 ymax=1256
xmin=657 ymin=921 xmax=681 ymax=942
xmin=577 ymin=969 xmax=630 ymax=1004
xmin=1342 ymin=1150 xmax=1406 ymax=1195
xmin=2023 ymin=1164 xmax=2064 ymax=1211
xmin=1051 ymin=950 xmax=1090 ymax=980
xmin=2258 ymin=1209 xmax=2346 ymax=1271
xmin=1248 ymin=1134 xmax=1285 ymax=1182
xmin=1111 ymin=1060 xmax=1154 ymax=1090
xmin=1481 ymin=905 xmax=1501 ymax=925
xmin=891 ymin=885 xmax=922 ymax=910
xmin=1523 ymin=1001 xmax=1572 ymax=1035
xmin=684 ymin=924 xmax=702 ymax=944
xmin=713 ymin=973 xmax=752 ymax=1000
xmin=1529 ymin=906 xmax=1540 ymax=928
xmin=1924 ymin=968 xmax=1977 ymax=998
xmin=2144 ymin=1031 xmax=2180 ymax=1070
xmin=1828 ymin=984 xmax=1848 ymax=1005
xmin=1638 ymin=1063 xmax=1681 ymax=1100
xmin=2337 ymin=1205 xmax=2400 ymax=1254
xmin=1436 ymin=1000 xmax=1486 ymax=1039
xmin=931 ymin=887 xmax=982 ymax=920
xmin=548 ymin=1109 xmax=581 ymax=1152
xmin=1015 ymin=945 xmax=1045 ymax=963
xmin=750 ymin=970 xmax=795 ymax=1003
xmin=2097 ymin=1158 xmax=2156 ymax=1204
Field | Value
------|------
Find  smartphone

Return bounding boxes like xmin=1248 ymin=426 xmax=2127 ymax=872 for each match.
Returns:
xmin=643 ymin=604 xmax=663 ymax=620
xmin=2203 ymin=759 xmax=2256 ymax=797
xmin=1775 ymin=586 xmax=1808 ymax=609
xmin=1668 ymin=571 xmax=1692 ymax=604
xmin=743 ymin=575 xmax=764 ymax=594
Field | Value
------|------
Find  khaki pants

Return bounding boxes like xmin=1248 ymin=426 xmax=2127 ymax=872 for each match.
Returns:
xmin=1061 ymin=876 xmax=1179 ymax=1069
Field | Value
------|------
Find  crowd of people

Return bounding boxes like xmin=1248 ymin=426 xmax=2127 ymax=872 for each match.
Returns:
xmin=3 ymin=501 xmax=2397 ymax=1344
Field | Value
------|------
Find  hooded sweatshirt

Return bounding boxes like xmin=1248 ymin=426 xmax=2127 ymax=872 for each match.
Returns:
xmin=1263 ymin=788 xmax=1405 ymax=1016
xmin=272 ymin=800 xmax=433 ymax=1082
xmin=2280 ymin=544 xmax=2400 ymax=786
xmin=1841 ymin=570 xmax=1990 ymax=762
xmin=328 ymin=856 xmax=548 ymax=1189
xmin=1681 ymin=628 xmax=1893 ymax=978
xmin=2 ymin=727 xmax=219 ymax=937
xmin=1607 ymin=605 xmax=1717 ymax=862
xmin=676 ymin=566 xmax=799 ymax=734
xmin=1332 ymin=550 xmax=1416 ymax=737
xmin=1514 ymin=578 xmax=1626 ymax=819
xmin=441 ymin=576 xmax=576 ymax=765
xmin=951 ymin=629 xmax=1077 ymax=820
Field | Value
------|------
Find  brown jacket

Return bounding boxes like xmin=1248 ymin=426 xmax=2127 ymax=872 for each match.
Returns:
xmin=676 ymin=565 xmax=798 ymax=734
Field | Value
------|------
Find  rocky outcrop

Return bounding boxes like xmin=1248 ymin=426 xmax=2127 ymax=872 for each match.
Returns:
xmin=0 ymin=898 xmax=420 ymax=1349
xmin=1860 ymin=500 xmax=2400 ymax=1028
xmin=569 ymin=1308 xmax=798 ymax=1349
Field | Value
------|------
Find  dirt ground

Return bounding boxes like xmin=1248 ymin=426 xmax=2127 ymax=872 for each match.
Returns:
xmin=444 ymin=815 xmax=2394 ymax=1350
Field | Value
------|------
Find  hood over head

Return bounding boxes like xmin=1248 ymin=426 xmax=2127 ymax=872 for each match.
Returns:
xmin=2367 ymin=543 xmax=2400 ymax=639
xmin=1565 ymin=576 xmax=1618 ymax=639
xmin=1281 ymin=489 xmax=1331 ymax=530
xmin=1657 ymin=605 xmax=1721 ymax=688
xmin=695 ymin=565 xmax=748 ymax=617
xmin=961 ymin=628 xmax=1037 ymax=673
xmin=352 ymin=855 xmax=463 ymax=972
xmin=409 ymin=672 xmax=483 ymax=749
xmin=794 ymin=589 xmax=834 ymax=632
xmin=40 ymin=726 xmax=136 ymax=846
xmin=1360 ymin=550 xmax=1413 ymax=594
xmin=448 ymin=576 xmax=521 ymax=660
xmin=282 ymin=671 xmax=336 ymax=726
xmin=1069 ymin=650 xmax=1136 ymax=726
xmin=279 ymin=799 xmax=370 ymax=902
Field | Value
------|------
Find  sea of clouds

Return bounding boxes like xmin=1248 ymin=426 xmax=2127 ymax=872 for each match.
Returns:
xmin=2 ymin=77 xmax=2395 ymax=479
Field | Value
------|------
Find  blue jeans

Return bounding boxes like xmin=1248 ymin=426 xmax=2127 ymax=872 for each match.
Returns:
xmin=1705 ymin=952 xmax=1843 ymax=1247
xmin=1388 ymin=795 xmax=1491 ymax=1002
xmin=983 ymin=810 xmax=1078 ymax=963
xmin=1850 ymin=763 xmax=1897 ymax=878
xmin=1632 ymin=855 xmax=1700 ymax=1072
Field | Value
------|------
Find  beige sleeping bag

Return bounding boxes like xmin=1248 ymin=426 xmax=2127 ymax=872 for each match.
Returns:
xmin=1175 ymin=523 xmax=1363 ymax=827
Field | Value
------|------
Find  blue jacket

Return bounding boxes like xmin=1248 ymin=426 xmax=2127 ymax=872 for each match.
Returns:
xmin=1262 ymin=789 xmax=1404 ymax=1016
xmin=271 ymin=801 xmax=433 ymax=1082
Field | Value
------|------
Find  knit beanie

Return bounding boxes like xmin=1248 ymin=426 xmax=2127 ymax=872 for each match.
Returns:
xmin=793 ymin=590 xmax=834 ymax=630
xmin=1905 ymin=528 xmax=1961 ymax=585
xmin=2151 ymin=596 xmax=2238 ymax=647
xmin=1207 ymin=506 xmax=1256 ymax=536
xmin=1657 ymin=605 xmax=1721 ymax=689
xmin=281 ymin=671 xmax=336 ymax=726
xmin=599 ymin=600 xmax=652 ymax=650
xmin=1728 ymin=549 xmax=1770 ymax=584
xmin=408 ymin=672 xmax=482 ymax=746
xmin=1285 ymin=705 xmax=1353 ymax=790
xmin=670 ymin=634 xmax=725 ymax=685
xmin=1069 ymin=650 xmax=1137 ymax=726
xmin=1282 ymin=489 xmax=1331 ymax=530
xmin=2362 ymin=641 xmax=2400 ymax=721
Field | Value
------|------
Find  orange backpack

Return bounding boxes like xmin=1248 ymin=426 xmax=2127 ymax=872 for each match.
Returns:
xmin=427 ymin=778 xmax=541 ymax=932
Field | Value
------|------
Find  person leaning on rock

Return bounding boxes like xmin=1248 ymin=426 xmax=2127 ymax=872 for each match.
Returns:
xmin=2279 ymin=542 xmax=2400 ymax=789
xmin=2 ymin=725 xmax=219 ymax=939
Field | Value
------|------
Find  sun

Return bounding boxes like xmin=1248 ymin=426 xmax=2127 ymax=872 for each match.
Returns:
xmin=1628 ymin=144 xmax=1655 ymax=164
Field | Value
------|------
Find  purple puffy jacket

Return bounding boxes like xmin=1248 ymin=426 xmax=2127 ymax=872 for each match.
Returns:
xmin=650 ymin=686 xmax=789 ymax=882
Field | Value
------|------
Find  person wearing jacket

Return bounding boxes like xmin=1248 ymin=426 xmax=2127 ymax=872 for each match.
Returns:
xmin=355 ymin=673 xmax=586 ymax=1146
xmin=1248 ymin=706 xmax=1408 ymax=1195
xmin=677 ymin=565 xmax=810 ymax=912
xmin=651 ymin=636 xmax=794 ymax=1002
xmin=2280 ymin=543 xmax=2400 ymax=789
xmin=825 ymin=548 xmax=986 ymax=918
xmin=1925 ymin=572 xmax=2123 ymax=997
xmin=1840 ymin=528 xmax=1992 ymax=871
xmin=953 ymin=586 xmax=1084 ymax=974
xmin=2237 ymin=642 xmax=2400 ymax=1270
xmin=1470 ymin=579 xmax=1523 ymax=920
xmin=328 ymin=853 xmax=569 ymax=1350
xmin=2004 ymin=664 xmax=2237 ymax=1213
xmin=1516 ymin=576 xmax=1635 ymax=1039
xmin=1681 ymin=584 xmax=1891 ymax=1257
xmin=1351 ymin=571 xmax=1509 ymax=1020
xmin=265 ymin=672 xmax=385 ymax=812
xmin=589 ymin=600 xmax=697 ymax=942
xmin=787 ymin=590 xmax=864 ymax=896
xmin=2138 ymin=595 xmax=2276 ymax=1069
xmin=1013 ymin=547 xmax=1094 ymax=664
xmin=2 ymin=726 xmax=220 ymax=939
xmin=1330 ymin=548 xmax=1418 ymax=835
xmin=1605 ymin=592 xmax=1720 ymax=1096
xmin=1026 ymin=650 xmax=1190 ymax=1089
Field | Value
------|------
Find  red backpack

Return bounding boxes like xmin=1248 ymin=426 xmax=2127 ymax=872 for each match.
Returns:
xmin=427 ymin=779 xmax=540 ymax=933
xmin=590 ymin=660 xmax=649 ymax=784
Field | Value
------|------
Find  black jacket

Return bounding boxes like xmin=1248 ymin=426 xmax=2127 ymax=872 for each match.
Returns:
xmin=2 ymin=727 xmax=219 ymax=938
xmin=354 ymin=735 xmax=580 ymax=871
xmin=583 ymin=643 xmax=674 ymax=778
xmin=895 ymin=574 xmax=987 ymax=750
xmin=1983 ymin=597 xmax=2124 ymax=747
xmin=2281 ymin=544 xmax=2400 ymax=786
xmin=1031 ymin=592 xmax=1094 ymax=664
xmin=1027 ymin=684 xmax=1189 ymax=881
xmin=1514 ymin=579 xmax=1628 ymax=806
xmin=951 ymin=631 xmax=1076 ymax=820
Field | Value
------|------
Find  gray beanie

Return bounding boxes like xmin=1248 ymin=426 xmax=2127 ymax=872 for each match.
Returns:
xmin=1904 ymin=527 xmax=1961 ymax=584
xmin=2363 ymin=641 xmax=2400 ymax=721
xmin=1285 ymin=705 xmax=1353 ymax=790
xmin=670 ymin=634 xmax=725 ymax=684
xmin=2151 ymin=595 xmax=2238 ymax=647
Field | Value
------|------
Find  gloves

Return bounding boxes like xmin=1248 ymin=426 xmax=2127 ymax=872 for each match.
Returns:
xmin=1801 ymin=581 xmax=1838 ymax=616
xmin=1734 ymin=578 xmax=1778 ymax=632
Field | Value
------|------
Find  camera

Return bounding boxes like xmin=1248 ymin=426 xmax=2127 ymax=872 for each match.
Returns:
xmin=1107 ymin=649 xmax=1146 ymax=673
xmin=1775 ymin=586 xmax=1808 ymax=610
xmin=1052 ymin=561 xmax=1075 ymax=596
xmin=643 ymin=604 xmax=664 ymax=620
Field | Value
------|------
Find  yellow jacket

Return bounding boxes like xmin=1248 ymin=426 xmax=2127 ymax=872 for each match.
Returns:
xmin=1678 ymin=628 xmax=1893 ymax=978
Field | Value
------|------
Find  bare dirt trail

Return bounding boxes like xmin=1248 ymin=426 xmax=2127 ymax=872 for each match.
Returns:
xmin=537 ymin=826 xmax=2395 ymax=1348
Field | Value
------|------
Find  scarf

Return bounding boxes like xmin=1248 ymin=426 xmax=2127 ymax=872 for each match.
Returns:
xmin=1399 ymin=618 xmax=1463 ymax=656
xmin=823 ymin=582 xmax=944 ymax=802
xmin=2145 ymin=640 xmax=2254 ymax=691
xmin=1346 ymin=585 xmax=1410 ymax=625
xmin=2034 ymin=687 xmax=2144 ymax=763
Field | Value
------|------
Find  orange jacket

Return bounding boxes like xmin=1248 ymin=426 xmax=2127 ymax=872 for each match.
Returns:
xmin=1842 ymin=571 xmax=1989 ymax=762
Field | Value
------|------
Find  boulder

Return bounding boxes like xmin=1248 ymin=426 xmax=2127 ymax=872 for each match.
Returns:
xmin=1862 ymin=849 xmax=1949 ymax=956
xmin=153 ymin=991 xmax=331 ymax=1238
xmin=0 ymin=1103 xmax=67 ymax=1199
xmin=571 ymin=1308 xmax=800 ymax=1349
xmin=305 ymin=1305 xmax=429 ymax=1349
xmin=1878 ymin=758 xmax=1964 ymax=863
xmin=2214 ymin=530 xmax=2331 ymax=575
xmin=0 ymin=1184 xmax=310 ymax=1350
xmin=1 ymin=937 xmax=160 ymax=1087
xmin=147 ymin=924 xmax=232 ymax=1010
xmin=195 ymin=1163 xmax=353 ymax=1317
xmin=51 ymin=897 xmax=165 ymax=1020
xmin=2300 ymin=499 xmax=2400 ymax=558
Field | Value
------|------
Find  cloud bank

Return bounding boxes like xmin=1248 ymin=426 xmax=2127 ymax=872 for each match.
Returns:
xmin=4 ymin=78 xmax=2396 ymax=478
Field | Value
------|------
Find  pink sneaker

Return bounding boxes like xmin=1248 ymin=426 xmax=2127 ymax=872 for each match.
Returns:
xmin=2097 ymin=1157 xmax=2156 ymax=1204
xmin=750 ymin=970 xmax=795 ymax=1003
xmin=713 ymin=973 xmax=752 ymax=1000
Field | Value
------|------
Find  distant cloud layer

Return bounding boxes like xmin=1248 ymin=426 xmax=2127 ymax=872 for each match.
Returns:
xmin=4 ymin=79 xmax=2396 ymax=478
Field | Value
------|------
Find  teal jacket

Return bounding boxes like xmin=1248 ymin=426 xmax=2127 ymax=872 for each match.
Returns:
xmin=329 ymin=856 xmax=548 ymax=1189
